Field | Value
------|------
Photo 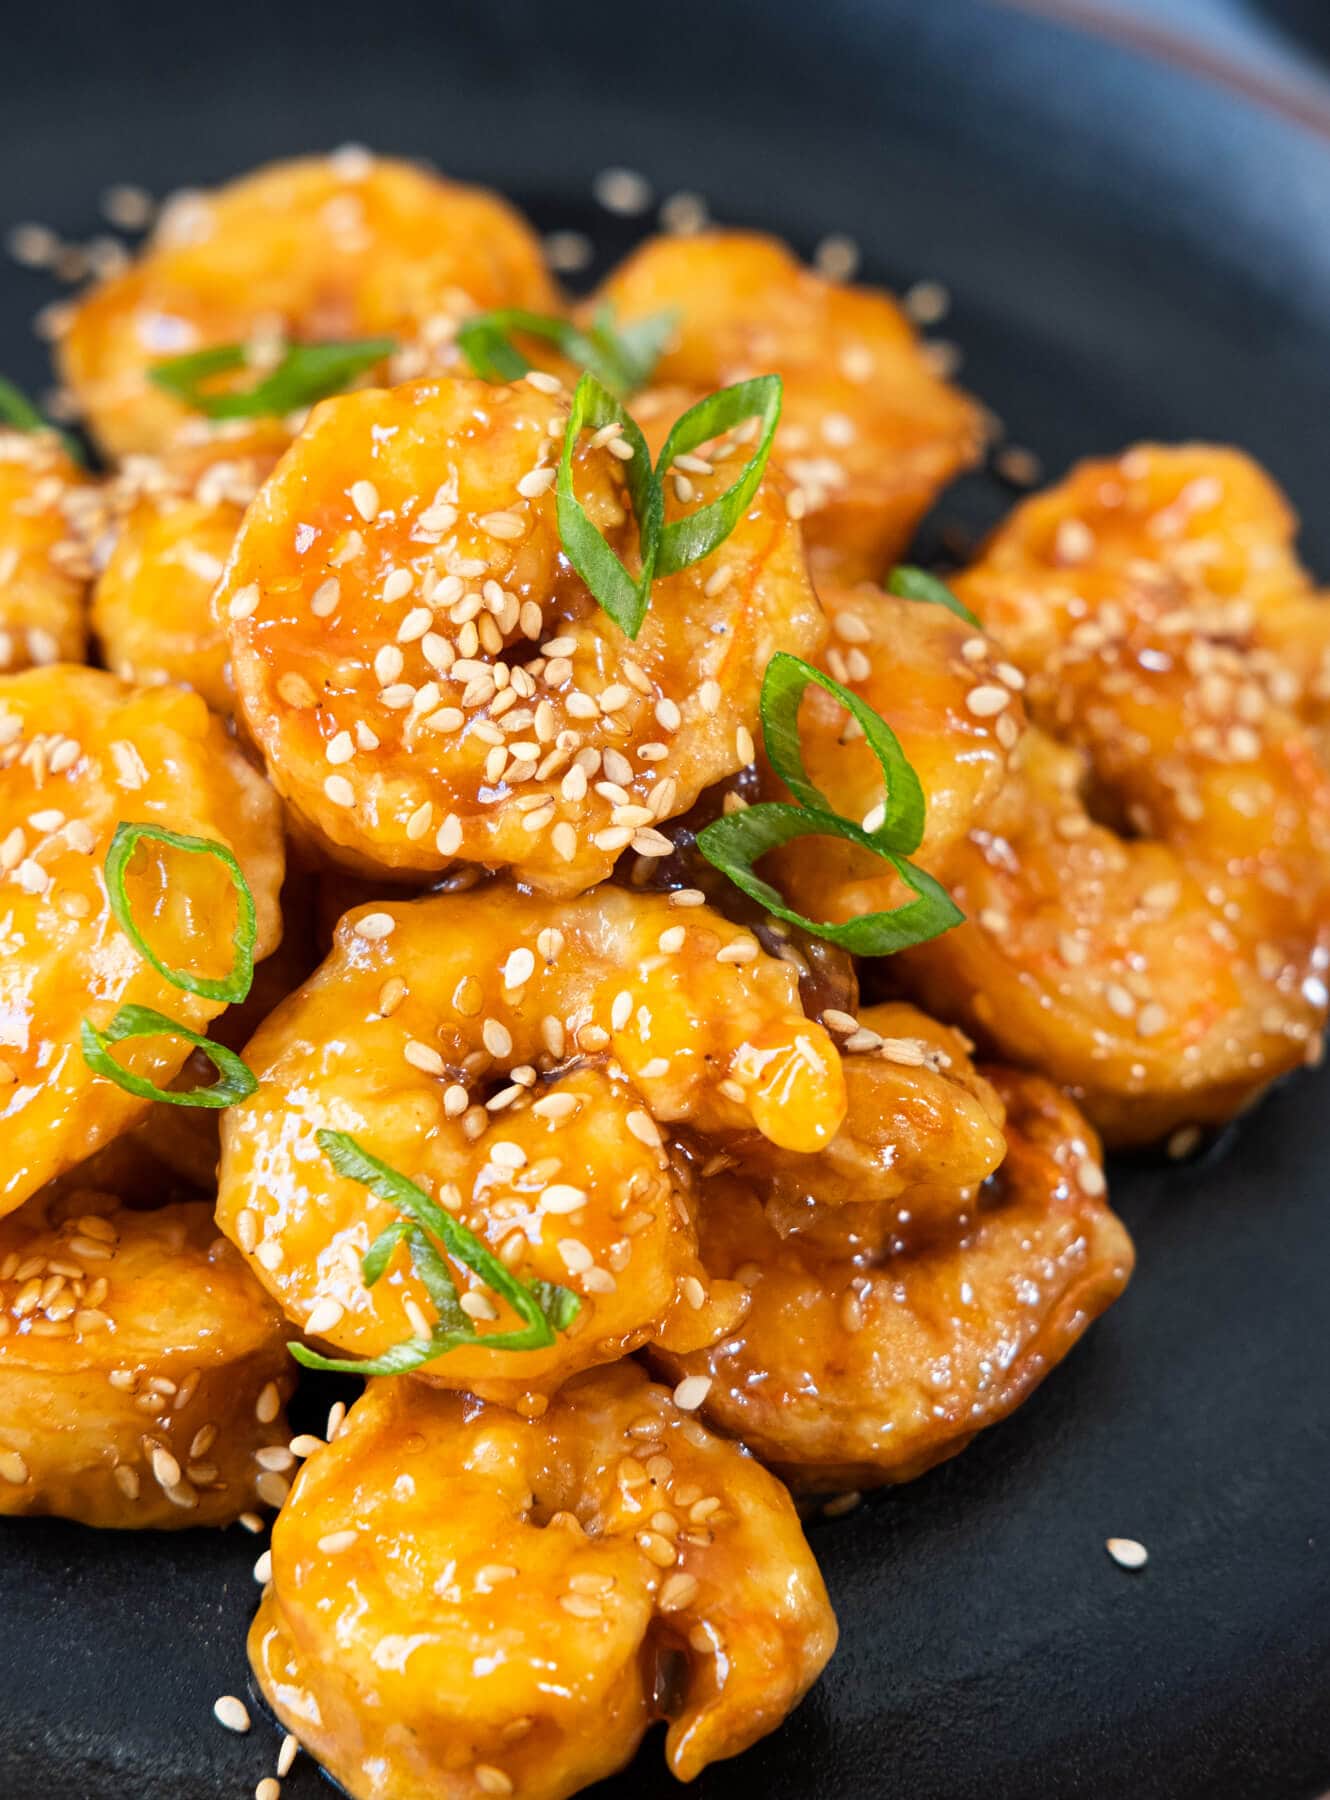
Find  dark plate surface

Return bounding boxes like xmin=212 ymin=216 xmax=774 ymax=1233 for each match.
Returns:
xmin=3 ymin=3 xmax=1330 ymax=1797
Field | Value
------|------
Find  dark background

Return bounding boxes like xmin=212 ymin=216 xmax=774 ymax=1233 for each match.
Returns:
xmin=2 ymin=3 xmax=1330 ymax=1797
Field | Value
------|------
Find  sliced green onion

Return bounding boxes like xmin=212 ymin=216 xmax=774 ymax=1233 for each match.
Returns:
xmin=556 ymin=373 xmax=661 ymax=640
xmin=104 ymin=823 xmax=256 ymax=1005
xmin=289 ymin=1130 xmax=582 ymax=1376
xmin=696 ymin=652 xmax=962 ymax=955
xmin=456 ymin=305 xmax=675 ymax=398
xmin=888 ymin=564 xmax=982 ymax=630
xmin=654 ymin=376 xmax=782 ymax=576
xmin=148 ymin=337 xmax=394 ymax=420
xmin=80 ymin=1005 xmax=258 ymax=1108
xmin=0 ymin=374 xmax=85 ymax=464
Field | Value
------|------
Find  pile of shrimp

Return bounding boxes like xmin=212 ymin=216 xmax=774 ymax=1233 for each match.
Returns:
xmin=0 ymin=146 xmax=1322 ymax=1800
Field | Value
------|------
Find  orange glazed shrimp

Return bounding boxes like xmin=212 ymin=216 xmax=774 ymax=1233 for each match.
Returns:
xmin=217 ymin=885 xmax=852 ymax=1404
xmin=0 ymin=1192 xmax=295 ymax=1526
xmin=216 ymin=374 xmax=823 ymax=892
xmin=763 ymin=580 xmax=1027 ymax=929
xmin=250 ymin=1363 xmax=837 ymax=1800
xmin=0 ymin=666 xmax=283 ymax=1215
xmin=90 ymin=423 xmax=289 ymax=713
xmin=0 ymin=428 xmax=91 ymax=672
xmin=596 ymin=230 xmax=982 ymax=580
xmin=652 ymin=1068 xmax=1133 ymax=1491
xmin=58 ymin=151 xmax=558 ymax=458
xmin=892 ymin=451 xmax=1330 ymax=1144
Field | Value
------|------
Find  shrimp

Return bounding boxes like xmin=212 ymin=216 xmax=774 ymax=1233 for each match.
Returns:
xmin=652 ymin=1068 xmax=1133 ymax=1491
xmin=596 ymin=230 xmax=983 ymax=581
xmin=57 ymin=151 xmax=558 ymax=458
xmin=0 ymin=1190 xmax=295 ymax=1526
xmin=891 ymin=450 xmax=1330 ymax=1143
xmin=0 ymin=428 xmax=91 ymax=672
xmin=0 ymin=666 xmax=284 ymax=1215
xmin=217 ymin=885 xmax=850 ymax=1404
xmin=215 ymin=373 xmax=823 ymax=892
xmin=763 ymin=580 xmax=1027 ymax=930
xmin=90 ymin=423 xmax=289 ymax=712
xmin=249 ymin=1362 xmax=837 ymax=1800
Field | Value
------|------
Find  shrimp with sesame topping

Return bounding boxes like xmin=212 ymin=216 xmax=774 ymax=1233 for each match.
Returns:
xmin=217 ymin=885 xmax=854 ymax=1403
xmin=216 ymin=373 xmax=824 ymax=893
xmin=892 ymin=450 xmax=1330 ymax=1144
xmin=652 ymin=1068 xmax=1133 ymax=1491
xmin=0 ymin=1190 xmax=295 ymax=1527
xmin=596 ymin=230 xmax=983 ymax=581
xmin=58 ymin=153 xmax=558 ymax=458
xmin=0 ymin=428 xmax=91 ymax=673
xmin=249 ymin=1362 xmax=836 ymax=1800
xmin=0 ymin=666 xmax=284 ymax=1215
xmin=762 ymin=580 xmax=1028 ymax=929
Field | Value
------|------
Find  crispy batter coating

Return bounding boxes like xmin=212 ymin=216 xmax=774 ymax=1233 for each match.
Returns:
xmin=250 ymin=1364 xmax=837 ymax=1799
xmin=218 ymin=886 xmax=851 ymax=1402
xmin=0 ymin=430 xmax=91 ymax=672
xmin=597 ymin=231 xmax=982 ymax=580
xmin=91 ymin=424 xmax=288 ymax=712
xmin=58 ymin=152 xmax=557 ymax=458
xmin=897 ymin=448 xmax=1330 ymax=1143
xmin=653 ymin=1068 xmax=1133 ymax=1490
xmin=217 ymin=374 xmax=823 ymax=891
xmin=0 ymin=666 xmax=284 ymax=1214
xmin=765 ymin=581 xmax=1026 ymax=928
xmin=0 ymin=1192 xmax=294 ymax=1526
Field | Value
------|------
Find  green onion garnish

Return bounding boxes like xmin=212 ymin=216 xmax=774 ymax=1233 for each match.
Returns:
xmin=0 ymin=374 xmax=85 ymax=464
xmin=888 ymin=564 xmax=982 ymax=630
xmin=104 ymin=823 xmax=257 ymax=1005
xmin=696 ymin=651 xmax=963 ymax=954
xmin=457 ymin=304 xmax=675 ymax=399
xmin=289 ymin=1130 xmax=582 ymax=1376
xmin=79 ymin=1005 xmax=258 ymax=1108
xmin=556 ymin=373 xmax=662 ymax=640
xmin=148 ymin=337 xmax=395 ymax=420
xmin=556 ymin=371 xmax=782 ymax=639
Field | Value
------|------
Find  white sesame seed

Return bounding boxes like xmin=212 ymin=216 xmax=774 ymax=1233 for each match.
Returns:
xmin=483 ymin=1018 xmax=514 ymax=1059
xmin=350 ymin=479 xmax=379 ymax=521
xmin=404 ymin=1040 xmax=446 ymax=1075
xmin=593 ymin=167 xmax=652 ymax=215
xmin=626 ymin=1109 xmax=661 ymax=1146
xmin=965 ymin=684 xmax=1010 ymax=717
xmin=310 ymin=577 xmax=340 ymax=617
xmin=318 ymin=1529 xmax=359 ymax=1554
xmin=228 ymin=583 xmax=259 ymax=620
xmin=436 ymin=814 xmax=463 ymax=856
xmin=305 ymin=1298 xmax=345 ymax=1335
xmin=214 ymin=1696 xmax=251 ymax=1733
xmin=672 ymin=1375 xmax=712 ymax=1412
xmin=542 ymin=1184 xmax=588 ymax=1214
xmin=1106 ymin=1536 xmax=1148 ymax=1570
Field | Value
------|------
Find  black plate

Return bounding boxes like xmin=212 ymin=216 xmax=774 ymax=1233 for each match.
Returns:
xmin=3 ymin=3 xmax=1330 ymax=1797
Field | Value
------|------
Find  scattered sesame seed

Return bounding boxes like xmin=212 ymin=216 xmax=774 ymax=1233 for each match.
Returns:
xmin=305 ymin=1298 xmax=345 ymax=1335
xmin=213 ymin=1695 xmax=251 ymax=1733
xmin=350 ymin=479 xmax=379 ymax=521
xmin=354 ymin=912 xmax=395 ymax=942
xmin=593 ymin=167 xmax=653 ymax=215
xmin=1105 ymin=1536 xmax=1148 ymax=1570
xmin=672 ymin=1375 xmax=712 ymax=1412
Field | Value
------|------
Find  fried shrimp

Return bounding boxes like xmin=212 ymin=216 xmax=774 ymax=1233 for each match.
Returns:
xmin=218 ymin=885 xmax=851 ymax=1402
xmin=0 ymin=666 xmax=284 ymax=1215
xmin=596 ymin=231 xmax=982 ymax=580
xmin=892 ymin=453 xmax=1330 ymax=1143
xmin=763 ymin=580 xmax=1027 ymax=930
xmin=90 ymin=423 xmax=289 ymax=712
xmin=249 ymin=1363 xmax=837 ymax=1800
xmin=0 ymin=1192 xmax=295 ymax=1526
xmin=58 ymin=151 xmax=558 ymax=458
xmin=653 ymin=1068 xmax=1133 ymax=1490
xmin=216 ymin=374 xmax=823 ymax=892
xmin=0 ymin=429 xmax=91 ymax=673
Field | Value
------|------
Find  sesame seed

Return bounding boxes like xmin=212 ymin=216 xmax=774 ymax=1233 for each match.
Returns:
xmin=658 ymin=1570 xmax=700 ymax=1612
xmin=672 ymin=1375 xmax=711 ymax=1411
xmin=479 ymin=511 xmax=525 ymax=541
xmin=256 ymin=1780 xmax=281 ymax=1800
xmin=350 ymin=480 xmax=379 ymax=521
xmin=542 ymin=1184 xmax=588 ymax=1214
xmin=0 ymin=1450 xmax=29 ymax=1485
xmin=593 ymin=167 xmax=652 ymax=215
xmin=436 ymin=814 xmax=463 ymax=857
xmin=228 ymin=583 xmax=259 ymax=620
xmin=318 ymin=1529 xmax=359 ymax=1554
xmin=404 ymin=1039 xmax=446 ymax=1076
xmin=558 ymin=1238 xmax=593 ymax=1274
xmin=305 ymin=1298 xmax=345 ymax=1335
xmin=518 ymin=466 xmax=556 ymax=498
xmin=255 ymin=1382 xmax=281 ymax=1424
xmin=965 ymin=684 xmax=1010 ymax=717
xmin=214 ymin=1696 xmax=251 ymax=1733
xmin=253 ymin=1550 xmax=273 ymax=1584
xmin=323 ymin=774 xmax=355 ymax=808
xmin=525 ymin=369 xmax=562 ymax=395
xmin=474 ymin=1766 xmax=514 ymax=1797
xmin=310 ymin=577 xmax=340 ymax=617
xmin=354 ymin=911 xmax=395 ymax=941
xmin=1105 ymin=1536 xmax=1148 ymax=1570
xmin=277 ymin=1735 xmax=299 ymax=1778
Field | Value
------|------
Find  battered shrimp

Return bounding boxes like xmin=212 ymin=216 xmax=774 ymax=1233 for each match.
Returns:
xmin=764 ymin=581 xmax=1027 ymax=927
xmin=249 ymin=1363 xmax=837 ymax=1800
xmin=91 ymin=423 xmax=289 ymax=712
xmin=0 ymin=429 xmax=91 ymax=672
xmin=894 ymin=454 xmax=1330 ymax=1143
xmin=216 ymin=374 xmax=823 ymax=892
xmin=0 ymin=666 xmax=284 ymax=1214
xmin=653 ymin=1068 xmax=1133 ymax=1490
xmin=0 ymin=1192 xmax=295 ymax=1526
xmin=58 ymin=151 xmax=558 ymax=458
xmin=597 ymin=231 xmax=982 ymax=580
xmin=218 ymin=886 xmax=850 ymax=1403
